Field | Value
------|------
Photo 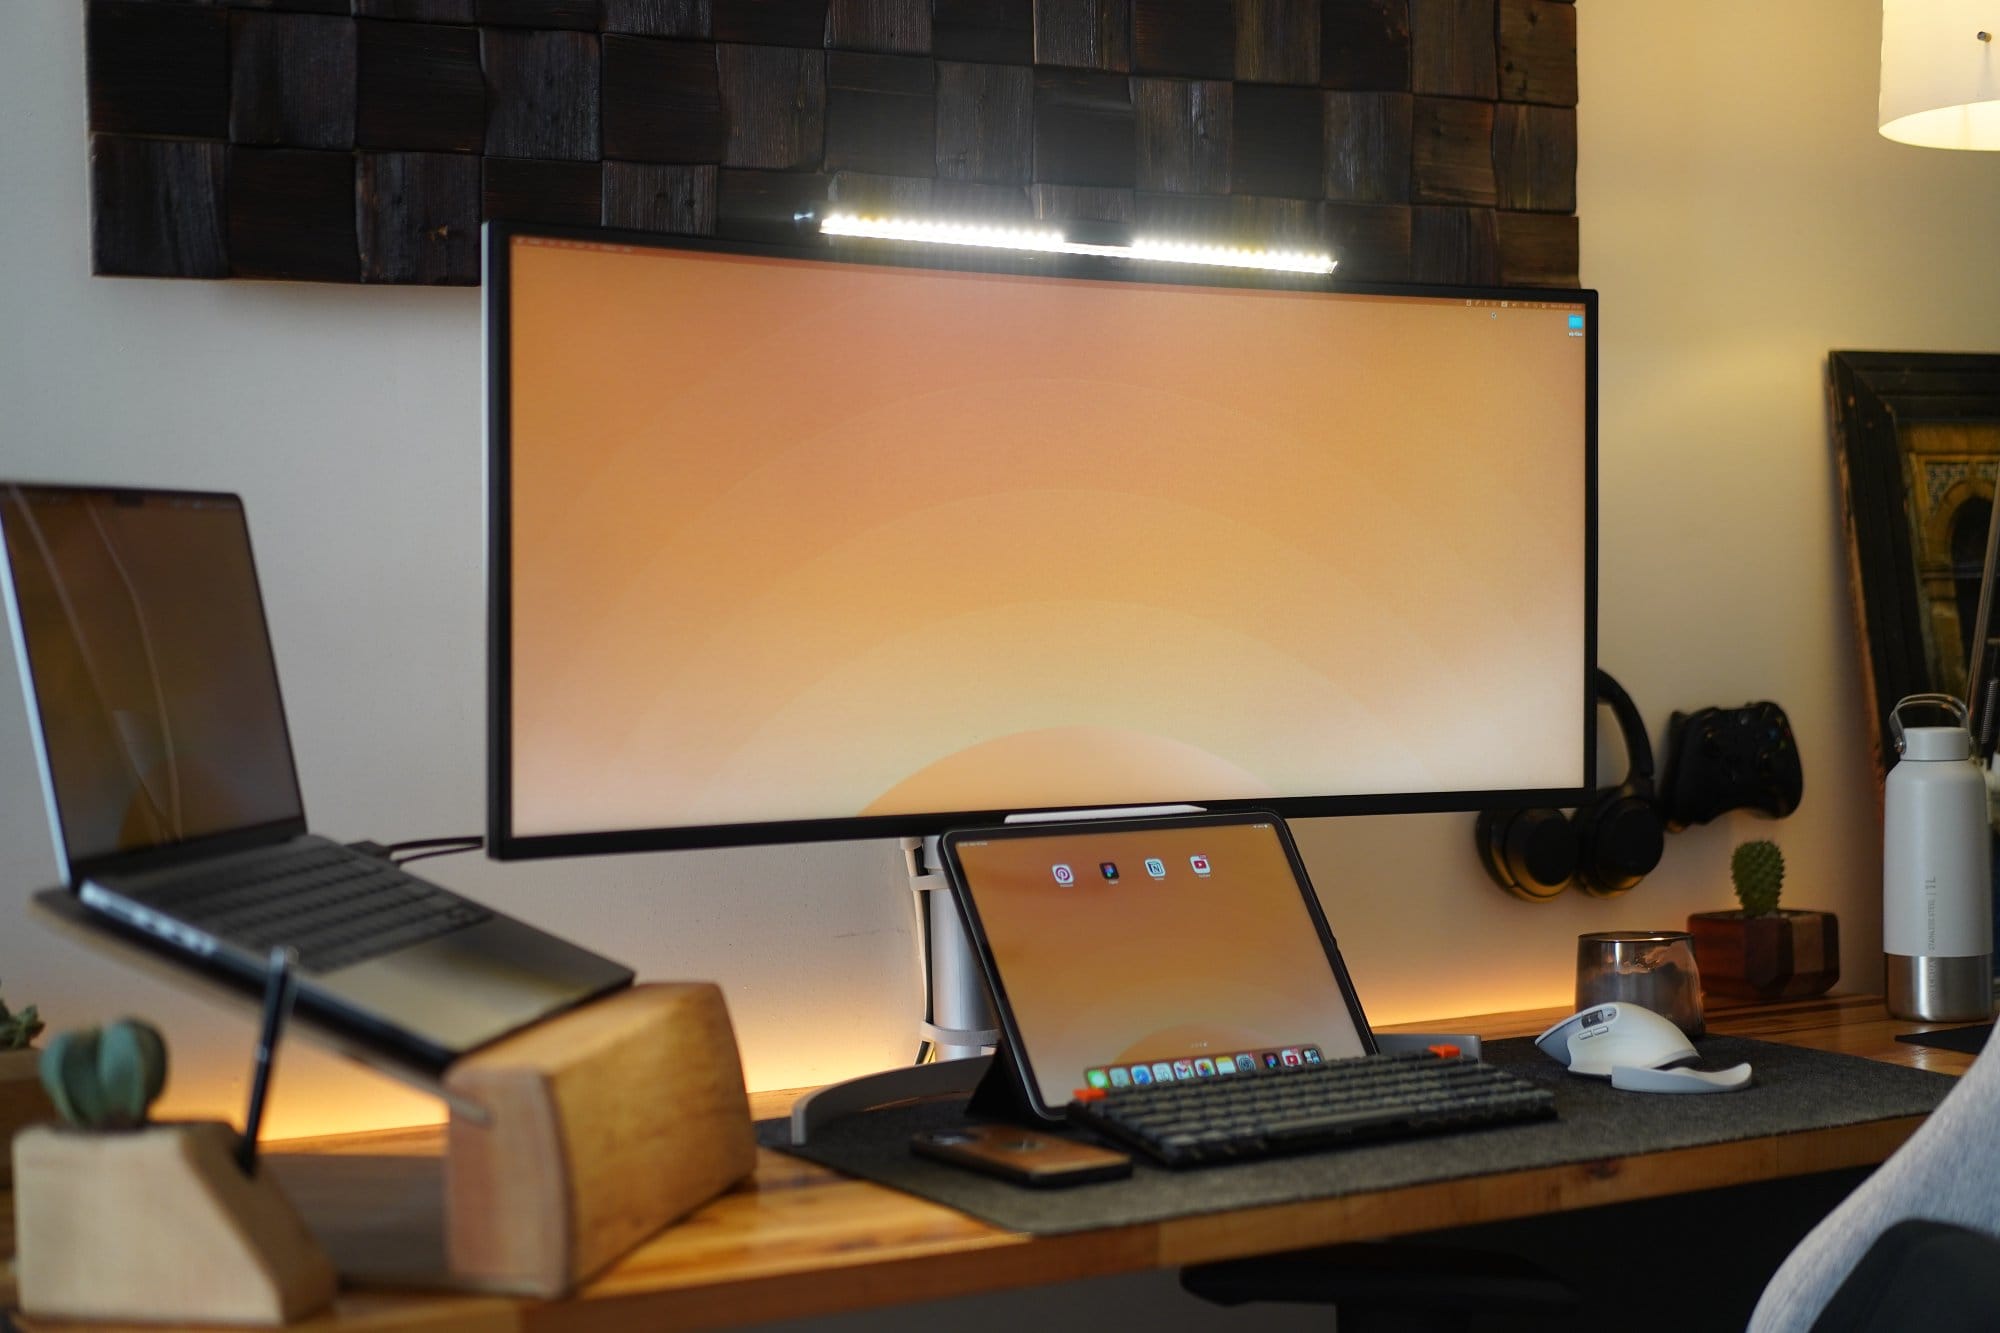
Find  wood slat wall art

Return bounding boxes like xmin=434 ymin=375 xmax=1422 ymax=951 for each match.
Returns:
xmin=84 ymin=0 xmax=1578 ymax=286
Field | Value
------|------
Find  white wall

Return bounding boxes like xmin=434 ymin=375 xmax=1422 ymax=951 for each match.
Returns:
xmin=4 ymin=0 xmax=2000 ymax=1319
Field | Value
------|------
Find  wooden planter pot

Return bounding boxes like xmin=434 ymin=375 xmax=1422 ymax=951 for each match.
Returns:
xmin=0 ymin=1045 xmax=54 ymax=1187
xmin=13 ymin=1120 xmax=338 ymax=1324
xmin=1687 ymin=909 xmax=1841 ymax=1001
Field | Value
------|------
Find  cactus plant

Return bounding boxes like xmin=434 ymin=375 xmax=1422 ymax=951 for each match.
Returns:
xmin=0 ymin=980 xmax=43 ymax=1050
xmin=39 ymin=1019 xmax=168 ymax=1131
xmin=1731 ymin=839 xmax=1785 ymax=917
xmin=1693 ymin=840 xmax=1835 ymax=999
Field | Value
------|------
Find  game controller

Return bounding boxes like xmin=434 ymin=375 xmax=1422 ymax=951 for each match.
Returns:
xmin=1659 ymin=701 xmax=1803 ymax=831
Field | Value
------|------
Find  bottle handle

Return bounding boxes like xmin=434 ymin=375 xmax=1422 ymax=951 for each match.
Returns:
xmin=1890 ymin=693 xmax=1970 ymax=756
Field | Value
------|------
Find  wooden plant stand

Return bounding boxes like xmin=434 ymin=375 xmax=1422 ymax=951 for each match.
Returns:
xmin=12 ymin=1119 xmax=339 ymax=1325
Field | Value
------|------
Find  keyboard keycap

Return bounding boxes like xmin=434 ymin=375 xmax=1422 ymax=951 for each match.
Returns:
xmin=132 ymin=845 xmax=492 ymax=973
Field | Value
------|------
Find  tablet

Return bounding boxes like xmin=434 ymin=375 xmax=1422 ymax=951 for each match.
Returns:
xmin=939 ymin=812 xmax=1376 ymax=1122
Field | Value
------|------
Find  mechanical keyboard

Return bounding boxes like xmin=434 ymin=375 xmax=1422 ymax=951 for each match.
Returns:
xmin=1067 ymin=1048 xmax=1556 ymax=1166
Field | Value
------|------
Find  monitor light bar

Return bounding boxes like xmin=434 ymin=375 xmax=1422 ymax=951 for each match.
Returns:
xmin=819 ymin=213 xmax=1336 ymax=275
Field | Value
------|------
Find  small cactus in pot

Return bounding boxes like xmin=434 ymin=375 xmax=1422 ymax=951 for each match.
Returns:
xmin=11 ymin=1013 xmax=339 ymax=1324
xmin=1689 ymin=840 xmax=1839 ymax=1001
xmin=38 ymin=1019 xmax=168 ymax=1131
xmin=0 ymin=980 xmax=44 ymax=1050
xmin=1 ymin=980 xmax=53 ymax=1186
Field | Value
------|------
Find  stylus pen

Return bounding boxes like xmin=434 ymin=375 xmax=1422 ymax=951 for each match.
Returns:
xmin=237 ymin=945 xmax=298 ymax=1176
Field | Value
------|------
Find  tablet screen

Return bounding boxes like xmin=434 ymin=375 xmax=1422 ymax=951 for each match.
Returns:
xmin=943 ymin=815 xmax=1372 ymax=1113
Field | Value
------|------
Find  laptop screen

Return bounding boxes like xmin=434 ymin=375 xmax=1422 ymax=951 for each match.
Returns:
xmin=0 ymin=485 xmax=304 ymax=874
xmin=941 ymin=814 xmax=1372 ymax=1113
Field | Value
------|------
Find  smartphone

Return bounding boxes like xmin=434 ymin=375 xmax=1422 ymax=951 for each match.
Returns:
xmin=910 ymin=1124 xmax=1133 ymax=1187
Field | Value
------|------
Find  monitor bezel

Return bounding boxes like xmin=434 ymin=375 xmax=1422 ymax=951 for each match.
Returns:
xmin=484 ymin=220 xmax=1599 ymax=859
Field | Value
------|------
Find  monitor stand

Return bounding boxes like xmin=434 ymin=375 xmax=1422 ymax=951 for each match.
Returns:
xmin=904 ymin=833 xmax=1000 ymax=1064
xmin=786 ymin=805 xmax=1203 ymax=1145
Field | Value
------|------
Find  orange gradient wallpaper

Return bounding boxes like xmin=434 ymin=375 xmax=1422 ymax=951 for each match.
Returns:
xmin=504 ymin=237 xmax=1589 ymax=837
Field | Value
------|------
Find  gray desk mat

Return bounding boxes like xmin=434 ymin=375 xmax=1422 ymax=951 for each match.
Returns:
xmin=756 ymin=1036 xmax=1955 ymax=1235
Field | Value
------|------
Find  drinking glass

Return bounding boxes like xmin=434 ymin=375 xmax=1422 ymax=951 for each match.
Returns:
xmin=1575 ymin=930 xmax=1704 ymax=1039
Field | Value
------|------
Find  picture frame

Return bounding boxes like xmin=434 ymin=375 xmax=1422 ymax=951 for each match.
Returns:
xmin=1830 ymin=350 xmax=2000 ymax=775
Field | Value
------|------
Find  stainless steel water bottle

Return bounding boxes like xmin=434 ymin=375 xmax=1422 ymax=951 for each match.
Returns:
xmin=1884 ymin=694 xmax=1994 ymax=1021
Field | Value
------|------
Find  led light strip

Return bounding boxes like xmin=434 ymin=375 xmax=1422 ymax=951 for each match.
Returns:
xmin=819 ymin=213 xmax=1336 ymax=275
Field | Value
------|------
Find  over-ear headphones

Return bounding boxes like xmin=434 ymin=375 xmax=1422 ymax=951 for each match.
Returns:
xmin=1475 ymin=669 xmax=1666 ymax=901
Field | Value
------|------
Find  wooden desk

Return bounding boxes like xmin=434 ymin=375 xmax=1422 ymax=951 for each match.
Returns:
xmin=2 ymin=996 xmax=1976 ymax=1331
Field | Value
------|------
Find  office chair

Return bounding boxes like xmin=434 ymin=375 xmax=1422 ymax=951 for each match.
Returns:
xmin=1749 ymin=1026 xmax=2000 ymax=1333
xmin=1797 ymin=1218 xmax=2000 ymax=1333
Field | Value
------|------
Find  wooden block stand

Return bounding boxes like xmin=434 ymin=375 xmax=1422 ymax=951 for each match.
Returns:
xmin=443 ymin=982 xmax=757 ymax=1296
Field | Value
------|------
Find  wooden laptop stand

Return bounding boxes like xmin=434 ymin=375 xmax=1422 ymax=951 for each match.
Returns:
xmin=442 ymin=981 xmax=756 ymax=1295
xmin=16 ymin=900 xmax=761 ymax=1322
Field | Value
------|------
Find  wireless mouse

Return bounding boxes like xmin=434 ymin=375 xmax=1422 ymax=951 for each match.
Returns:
xmin=1535 ymin=1002 xmax=1752 ymax=1094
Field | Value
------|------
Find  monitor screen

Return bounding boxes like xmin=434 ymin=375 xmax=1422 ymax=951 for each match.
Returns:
xmin=488 ymin=226 xmax=1596 ymax=856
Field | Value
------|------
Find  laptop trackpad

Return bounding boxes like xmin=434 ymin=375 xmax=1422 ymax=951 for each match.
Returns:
xmin=314 ymin=918 xmax=630 ymax=1056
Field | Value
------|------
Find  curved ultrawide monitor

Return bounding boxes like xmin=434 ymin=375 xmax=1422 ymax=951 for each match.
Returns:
xmin=486 ymin=224 xmax=1596 ymax=857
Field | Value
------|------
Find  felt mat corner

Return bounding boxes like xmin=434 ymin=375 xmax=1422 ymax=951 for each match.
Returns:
xmin=757 ymin=1036 xmax=1957 ymax=1236
xmin=1895 ymin=1022 xmax=1991 ymax=1055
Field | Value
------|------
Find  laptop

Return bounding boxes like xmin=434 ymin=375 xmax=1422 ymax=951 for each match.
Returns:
xmin=937 ymin=812 xmax=1553 ymax=1162
xmin=0 ymin=483 xmax=633 ymax=1071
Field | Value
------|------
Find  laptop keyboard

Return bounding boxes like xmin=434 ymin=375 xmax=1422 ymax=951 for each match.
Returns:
xmin=1067 ymin=1049 xmax=1556 ymax=1167
xmin=136 ymin=843 xmax=492 ymax=974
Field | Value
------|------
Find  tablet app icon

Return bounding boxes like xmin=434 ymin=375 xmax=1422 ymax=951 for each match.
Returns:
xmin=1173 ymin=1059 xmax=1195 ymax=1080
xmin=1144 ymin=857 xmax=1166 ymax=879
xmin=1051 ymin=863 xmax=1075 ymax=886
xmin=1194 ymin=1057 xmax=1216 ymax=1077
xmin=1099 ymin=861 xmax=1119 ymax=882
xmin=1152 ymin=1061 xmax=1175 ymax=1083
xmin=1086 ymin=1068 xmax=1109 ymax=1088
xmin=1189 ymin=854 xmax=1211 ymax=876
xmin=1281 ymin=1048 xmax=1302 ymax=1067
xmin=1235 ymin=1054 xmax=1257 ymax=1073
xmin=1108 ymin=1066 xmax=1132 ymax=1087
xmin=1131 ymin=1064 xmax=1154 ymax=1086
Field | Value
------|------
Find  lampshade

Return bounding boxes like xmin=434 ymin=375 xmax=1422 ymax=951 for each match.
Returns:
xmin=1881 ymin=1 xmax=2000 ymax=149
